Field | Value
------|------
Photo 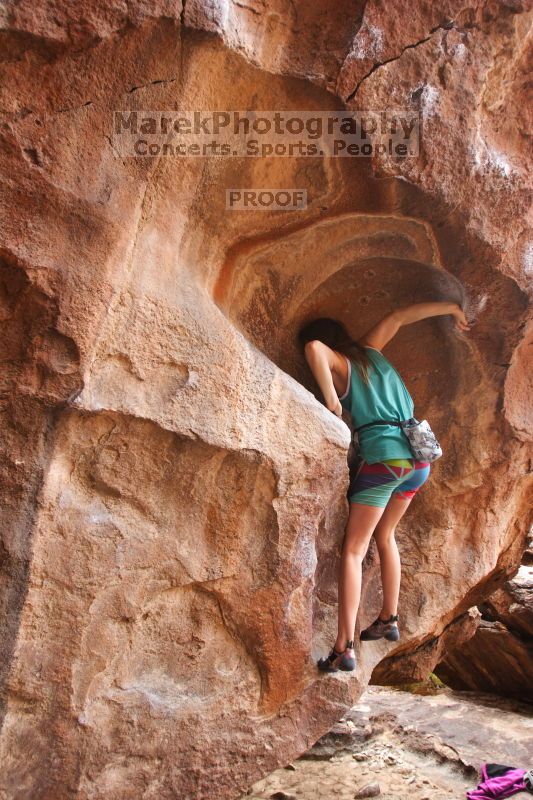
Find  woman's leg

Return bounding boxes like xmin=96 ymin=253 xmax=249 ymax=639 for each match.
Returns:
xmin=373 ymin=462 xmax=431 ymax=619
xmin=334 ymin=502 xmax=385 ymax=651
xmin=373 ymin=495 xmax=414 ymax=619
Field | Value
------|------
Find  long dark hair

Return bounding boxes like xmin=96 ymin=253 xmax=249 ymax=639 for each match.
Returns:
xmin=298 ymin=317 xmax=373 ymax=385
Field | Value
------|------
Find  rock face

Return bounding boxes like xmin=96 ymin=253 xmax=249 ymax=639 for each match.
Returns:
xmin=0 ymin=2 xmax=532 ymax=798
xmin=436 ymin=562 xmax=533 ymax=702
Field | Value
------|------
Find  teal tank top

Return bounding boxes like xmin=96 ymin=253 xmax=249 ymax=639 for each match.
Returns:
xmin=339 ymin=347 xmax=414 ymax=463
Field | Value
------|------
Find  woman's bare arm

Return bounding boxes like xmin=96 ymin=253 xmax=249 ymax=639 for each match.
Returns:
xmin=359 ymin=301 xmax=470 ymax=351
xmin=303 ymin=340 xmax=345 ymax=416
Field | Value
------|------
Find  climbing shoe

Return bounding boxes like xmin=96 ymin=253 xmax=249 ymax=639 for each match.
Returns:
xmin=360 ymin=614 xmax=400 ymax=642
xmin=317 ymin=640 xmax=356 ymax=672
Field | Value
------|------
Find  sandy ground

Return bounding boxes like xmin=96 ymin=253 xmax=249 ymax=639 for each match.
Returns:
xmin=240 ymin=686 xmax=533 ymax=800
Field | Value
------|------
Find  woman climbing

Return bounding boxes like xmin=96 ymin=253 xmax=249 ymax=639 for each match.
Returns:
xmin=298 ymin=301 xmax=471 ymax=672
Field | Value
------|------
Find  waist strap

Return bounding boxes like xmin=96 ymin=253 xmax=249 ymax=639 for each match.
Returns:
xmin=355 ymin=419 xmax=402 ymax=433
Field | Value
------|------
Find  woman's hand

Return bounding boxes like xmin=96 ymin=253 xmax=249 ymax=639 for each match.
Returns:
xmin=452 ymin=305 xmax=471 ymax=332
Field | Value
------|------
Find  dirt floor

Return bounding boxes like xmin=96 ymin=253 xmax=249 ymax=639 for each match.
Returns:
xmin=241 ymin=685 xmax=533 ymax=800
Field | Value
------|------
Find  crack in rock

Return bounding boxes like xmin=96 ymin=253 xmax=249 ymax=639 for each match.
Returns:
xmin=344 ymin=20 xmax=457 ymax=103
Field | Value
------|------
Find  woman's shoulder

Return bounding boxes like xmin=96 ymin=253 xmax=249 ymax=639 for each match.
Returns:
xmin=338 ymin=345 xmax=383 ymax=370
xmin=360 ymin=343 xmax=382 ymax=354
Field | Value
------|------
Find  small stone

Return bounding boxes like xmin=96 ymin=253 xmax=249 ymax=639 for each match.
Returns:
xmin=284 ymin=763 xmax=296 ymax=771
xmin=353 ymin=753 xmax=367 ymax=761
xmin=406 ymin=776 xmax=416 ymax=784
xmin=331 ymin=721 xmax=357 ymax=738
xmin=354 ymin=782 xmax=381 ymax=798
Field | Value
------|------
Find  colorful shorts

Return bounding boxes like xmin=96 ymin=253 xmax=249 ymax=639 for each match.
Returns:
xmin=348 ymin=458 xmax=431 ymax=508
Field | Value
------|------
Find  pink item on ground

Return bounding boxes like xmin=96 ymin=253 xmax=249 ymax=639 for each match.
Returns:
xmin=466 ymin=763 xmax=530 ymax=799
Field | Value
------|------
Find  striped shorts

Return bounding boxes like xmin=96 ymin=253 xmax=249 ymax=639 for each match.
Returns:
xmin=348 ymin=458 xmax=431 ymax=508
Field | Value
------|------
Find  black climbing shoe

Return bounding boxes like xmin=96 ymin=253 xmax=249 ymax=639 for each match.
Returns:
xmin=317 ymin=640 xmax=356 ymax=672
xmin=360 ymin=614 xmax=400 ymax=642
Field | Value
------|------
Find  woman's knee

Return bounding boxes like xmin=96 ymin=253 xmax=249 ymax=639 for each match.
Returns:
xmin=342 ymin=522 xmax=377 ymax=560
xmin=341 ymin=535 xmax=369 ymax=561
xmin=375 ymin=526 xmax=397 ymax=552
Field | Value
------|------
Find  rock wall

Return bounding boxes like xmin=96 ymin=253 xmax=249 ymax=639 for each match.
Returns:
xmin=0 ymin=2 xmax=532 ymax=798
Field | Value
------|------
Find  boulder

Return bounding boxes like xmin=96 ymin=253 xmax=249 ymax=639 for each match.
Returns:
xmin=436 ymin=565 xmax=533 ymax=702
